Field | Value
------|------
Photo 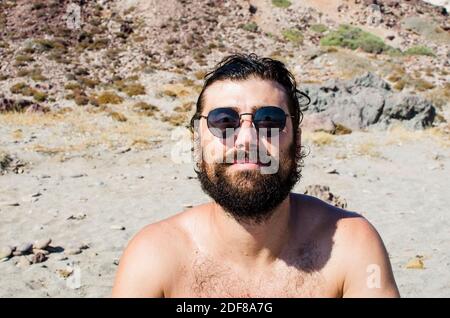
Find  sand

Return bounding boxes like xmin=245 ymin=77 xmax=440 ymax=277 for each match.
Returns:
xmin=0 ymin=108 xmax=449 ymax=297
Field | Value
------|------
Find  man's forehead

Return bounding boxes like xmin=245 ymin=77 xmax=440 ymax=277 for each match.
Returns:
xmin=202 ymin=78 xmax=289 ymax=112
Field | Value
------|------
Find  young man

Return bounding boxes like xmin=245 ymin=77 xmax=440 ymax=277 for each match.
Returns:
xmin=112 ymin=54 xmax=399 ymax=297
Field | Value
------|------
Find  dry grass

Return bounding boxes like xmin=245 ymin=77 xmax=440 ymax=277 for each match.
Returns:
xmin=161 ymin=83 xmax=194 ymax=99
xmin=11 ymin=129 xmax=23 ymax=140
xmin=132 ymin=102 xmax=159 ymax=116
xmin=385 ymin=124 xmax=450 ymax=148
xmin=109 ymin=111 xmax=128 ymax=122
xmin=424 ymin=85 xmax=450 ymax=109
xmin=302 ymin=131 xmax=335 ymax=147
xmin=0 ymin=109 xmax=164 ymax=154
xmin=0 ymin=112 xmax=61 ymax=126
xmin=96 ymin=91 xmax=124 ymax=105
xmin=333 ymin=51 xmax=376 ymax=79
xmin=354 ymin=141 xmax=382 ymax=158
xmin=161 ymin=113 xmax=189 ymax=126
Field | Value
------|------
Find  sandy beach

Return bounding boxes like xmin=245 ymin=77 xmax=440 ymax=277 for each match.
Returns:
xmin=1 ymin=0 xmax=449 ymax=297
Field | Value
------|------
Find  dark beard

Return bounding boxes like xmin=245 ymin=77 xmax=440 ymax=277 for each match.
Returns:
xmin=196 ymin=141 xmax=302 ymax=224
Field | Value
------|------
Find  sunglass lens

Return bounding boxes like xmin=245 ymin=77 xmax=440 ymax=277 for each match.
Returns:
xmin=254 ymin=107 xmax=286 ymax=137
xmin=207 ymin=108 xmax=240 ymax=138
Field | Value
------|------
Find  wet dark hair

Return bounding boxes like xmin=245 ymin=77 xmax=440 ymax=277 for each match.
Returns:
xmin=190 ymin=53 xmax=309 ymax=136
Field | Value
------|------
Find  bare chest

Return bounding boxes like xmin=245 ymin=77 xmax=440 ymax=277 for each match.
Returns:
xmin=168 ymin=254 xmax=339 ymax=298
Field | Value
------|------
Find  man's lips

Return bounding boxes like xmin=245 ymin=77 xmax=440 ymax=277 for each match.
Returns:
xmin=231 ymin=159 xmax=270 ymax=166
xmin=233 ymin=159 xmax=258 ymax=164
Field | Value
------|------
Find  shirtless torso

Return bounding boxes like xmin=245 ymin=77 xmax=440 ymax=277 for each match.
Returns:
xmin=112 ymin=193 xmax=400 ymax=298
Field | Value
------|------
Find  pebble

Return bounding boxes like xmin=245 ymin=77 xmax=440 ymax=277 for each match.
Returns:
xmin=31 ymin=252 xmax=47 ymax=264
xmin=33 ymin=249 xmax=50 ymax=255
xmin=406 ymin=257 xmax=425 ymax=269
xmin=0 ymin=246 xmax=13 ymax=259
xmin=0 ymin=201 xmax=20 ymax=207
xmin=110 ymin=225 xmax=126 ymax=231
xmin=113 ymin=259 xmax=120 ymax=266
xmin=183 ymin=203 xmax=193 ymax=209
xmin=65 ymin=248 xmax=82 ymax=256
xmin=79 ymin=243 xmax=90 ymax=250
xmin=39 ymin=174 xmax=51 ymax=179
xmin=70 ymin=173 xmax=87 ymax=178
xmin=326 ymin=168 xmax=339 ymax=174
xmin=17 ymin=242 xmax=33 ymax=254
xmin=33 ymin=238 xmax=52 ymax=250
xmin=67 ymin=213 xmax=87 ymax=220
xmin=115 ymin=147 xmax=131 ymax=154
xmin=57 ymin=267 xmax=74 ymax=278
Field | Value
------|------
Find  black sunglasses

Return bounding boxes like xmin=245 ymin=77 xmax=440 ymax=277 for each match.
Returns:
xmin=199 ymin=106 xmax=294 ymax=139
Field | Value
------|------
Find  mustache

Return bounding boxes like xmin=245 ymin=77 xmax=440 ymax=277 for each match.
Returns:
xmin=220 ymin=147 xmax=276 ymax=165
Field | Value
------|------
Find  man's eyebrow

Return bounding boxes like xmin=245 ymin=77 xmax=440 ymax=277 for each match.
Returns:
xmin=209 ymin=105 xmax=283 ymax=113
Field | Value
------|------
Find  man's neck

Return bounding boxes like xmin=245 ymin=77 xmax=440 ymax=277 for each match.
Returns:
xmin=207 ymin=193 xmax=294 ymax=268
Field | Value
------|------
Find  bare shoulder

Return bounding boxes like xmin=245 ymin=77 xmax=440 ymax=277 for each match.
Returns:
xmin=293 ymin=193 xmax=379 ymax=240
xmin=112 ymin=206 xmax=205 ymax=297
xmin=293 ymin=193 xmax=399 ymax=297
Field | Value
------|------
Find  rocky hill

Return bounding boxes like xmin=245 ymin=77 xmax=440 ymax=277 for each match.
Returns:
xmin=0 ymin=0 xmax=448 ymax=128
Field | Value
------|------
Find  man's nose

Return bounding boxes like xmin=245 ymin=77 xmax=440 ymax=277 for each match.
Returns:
xmin=234 ymin=116 xmax=257 ymax=150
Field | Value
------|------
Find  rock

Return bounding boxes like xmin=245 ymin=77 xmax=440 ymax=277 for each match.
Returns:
xmin=12 ymin=251 xmax=23 ymax=257
xmin=301 ymin=113 xmax=336 ymax=133
xmin=120 ymin=20 xmax=134 ymax=35
xmin=33 ymin=238 xmax=51 ymax=250
xmin=326 ymin=168 xmax=339 ymax=174
xmin=17 ymin=242 xmax=33 ymax=254
xmin=115 ymin=147 xmax=131 ymax=154
xmin=366 ymin=4 xmax=383 ymax=26
xmin=406 ymin=257 xmax=425 ymax=269
xmin=67 ymin=213 xmax=87 ymax=220
xmin=383 ymin=95 xmax=436 ymax=129
xmin=0 ymin=246 xmax=13 ymax=259
xmin=25 ymin=104 xmax=50 ymax=113
xmin=65 ymin=248 xmax=82 ymax=255
xmin=386 ymin=35 xmax=395 ymax=41
xmin=300 ymin=72 xmax=436 ymax=130
xmin=31 ymin=252 xmax=47 ymax=264
xmin=113 ymin=259 xmax=120 ymax=266
xmin=0 ymin=97 xmax=34 ymax=113
xmin=33 ymin=249 xmax=50 ymax=255
xmin=304 ymin=185 xmax=347 ymax=209
xmin=110 ymin=225 xmax=126 ymax=231
xmin=79 ymin=243 xmax=90 ymax=250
